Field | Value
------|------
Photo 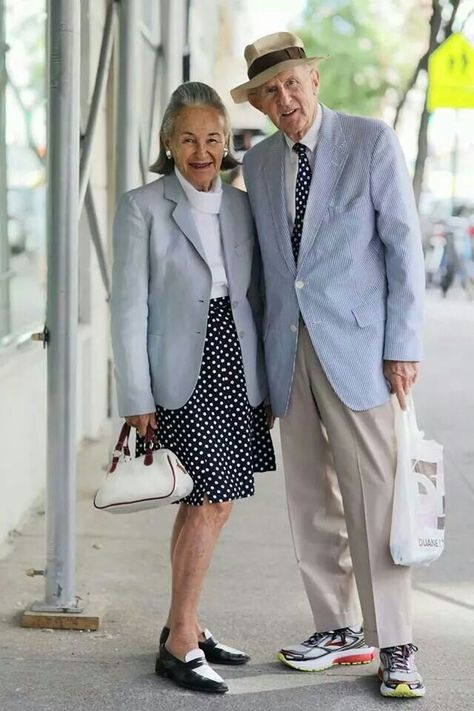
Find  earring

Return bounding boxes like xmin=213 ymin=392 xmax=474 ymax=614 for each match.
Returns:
xmin=165 ymin=149 xmax=172 ymax=159
xmin=223 ymin=147 xmax=229 ymax=158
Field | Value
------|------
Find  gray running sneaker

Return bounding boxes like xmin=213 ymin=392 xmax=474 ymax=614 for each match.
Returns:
xmin=278 ymin=627 xmax=376 ymax=672
xmin=379 ymin=644 xmax=425 ymax=698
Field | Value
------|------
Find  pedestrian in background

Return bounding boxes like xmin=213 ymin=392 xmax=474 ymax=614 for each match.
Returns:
xmin=439 ymin=214 xmax=474 ymax=299
xmin=232 ymin=31 xmax=426 ymax=698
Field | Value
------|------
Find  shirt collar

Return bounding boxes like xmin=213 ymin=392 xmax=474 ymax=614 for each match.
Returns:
xmin=284 ymin=104 xmax=322 ymax=154
xmin=175 ymin=167 xmax=222 ymax=215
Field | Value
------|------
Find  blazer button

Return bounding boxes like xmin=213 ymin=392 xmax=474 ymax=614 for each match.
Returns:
xmin=295 ymin=280 xmax=305 ymax=289
xmin=239 ymin=330 xmax=245 ymax=338
xmin=232 ymin=300 xmax=239 ymax=308
xmin=290 ymin=324 xmax=298 ymax=333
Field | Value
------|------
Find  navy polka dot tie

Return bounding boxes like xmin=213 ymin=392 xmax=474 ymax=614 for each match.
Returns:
xmin=291 ymin=142 xmax=312 ymax=263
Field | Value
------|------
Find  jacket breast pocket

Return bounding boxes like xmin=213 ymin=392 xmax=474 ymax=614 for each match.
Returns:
xmin=351 ymin=299 xmax=386 ymax=328
xmin=328 ymin=194 xmax=366 ymax=216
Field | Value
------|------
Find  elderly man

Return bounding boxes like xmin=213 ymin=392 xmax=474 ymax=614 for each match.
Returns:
xmin=231 ymin=32 xmax=426 ymax=698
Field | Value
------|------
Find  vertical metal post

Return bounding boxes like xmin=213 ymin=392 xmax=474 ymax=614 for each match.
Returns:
xmin=79 ymin=0 xmax=117 ymax=212
xmin=0 ymin=0 xmax=10 ymax=340
xmin=451 ymin=109 xmax=459 ymax=214
xmin=160 ymin=0 xmax=186 ymax=110
xmin=115 ymin=0 xmax=140 ymax=199
xmin=33 ymin=0 xmax=81 ymax=612
xmin=183 ymin=0 xmax=191 ymax=81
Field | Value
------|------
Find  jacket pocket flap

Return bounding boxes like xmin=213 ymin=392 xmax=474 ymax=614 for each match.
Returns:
xmin=329 ymin=195 xmax=365 ymax=215
xmin=352 ymin=299 xmax=386 ymax=327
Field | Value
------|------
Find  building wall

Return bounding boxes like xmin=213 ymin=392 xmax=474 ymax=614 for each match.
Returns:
xmin=0 ymin=0 xmax=194 ymax=549
xmin=0 ymin=341 xmax=47 ymax=544
xmin=0 ymin=0 xmax=112 ymax=547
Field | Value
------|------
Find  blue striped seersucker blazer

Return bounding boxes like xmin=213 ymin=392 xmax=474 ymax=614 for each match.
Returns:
xmin=242 ymin=104 xmax=425 ymax=415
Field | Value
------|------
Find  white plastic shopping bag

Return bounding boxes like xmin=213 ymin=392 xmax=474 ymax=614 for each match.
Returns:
xmin=390 ymin=397 xmax=445 ymax=567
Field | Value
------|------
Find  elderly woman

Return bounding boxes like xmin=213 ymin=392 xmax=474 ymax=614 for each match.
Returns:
xmin=110 ymin=82 xmax=275 ymax=694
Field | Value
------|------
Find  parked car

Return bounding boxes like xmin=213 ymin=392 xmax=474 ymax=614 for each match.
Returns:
xmin=7 ymin=212 xmax=27 ymax=254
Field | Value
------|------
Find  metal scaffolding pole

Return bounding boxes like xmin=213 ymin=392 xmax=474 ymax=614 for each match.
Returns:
xmin=33 ymin=0 xmax=81 ymax=612
xmin=116 ymin=0 xmax=140 ymax=199
xmin=0 ymin=0 xmax=10 ymax=340
xmin=160 ymin=0 xmax=186 ymax=110
xmin=79 ymin=0 xmax=117 ymax=212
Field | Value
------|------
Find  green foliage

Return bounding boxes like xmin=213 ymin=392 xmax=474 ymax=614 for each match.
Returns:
xmin=293 ymin=0 xmax=423 ymax=117
xmin=6 ymin=0 xmax=46 ymax=108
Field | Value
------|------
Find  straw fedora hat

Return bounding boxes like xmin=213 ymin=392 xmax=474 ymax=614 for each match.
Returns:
xmin=230 ymin=32 xmax=325 ymax=104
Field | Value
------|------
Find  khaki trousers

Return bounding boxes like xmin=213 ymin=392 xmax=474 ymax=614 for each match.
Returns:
xmin=279 ymin=324 xmax=412 ymax=649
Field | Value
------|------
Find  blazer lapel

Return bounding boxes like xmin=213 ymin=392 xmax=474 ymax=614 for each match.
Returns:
xmin=298 ymin=105 xmax=349 ymax=268
xmin=218 ymin=188 xmax=240 ymax=297
xmin=163 ymin=173 xmax=207 ymax=263
xmin=263 ymin=133 xmax=296 ymax=275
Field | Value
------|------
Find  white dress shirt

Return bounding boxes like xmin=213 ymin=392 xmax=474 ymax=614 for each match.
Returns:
xmin=284 ymin=104 xmax=323 ymax=228
xmin=175 ymin=168 xmax=229 ymax=298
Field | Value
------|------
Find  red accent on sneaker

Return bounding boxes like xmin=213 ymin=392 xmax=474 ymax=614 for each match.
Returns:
xmin=335 ymin=651 xmax=376 ymax=665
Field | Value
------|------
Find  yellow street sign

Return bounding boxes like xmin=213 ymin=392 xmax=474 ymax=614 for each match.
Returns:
xmin=428 ymin=33 xmax=474 ymax=110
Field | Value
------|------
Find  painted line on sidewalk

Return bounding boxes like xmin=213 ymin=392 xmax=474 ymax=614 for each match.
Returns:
xmin=227 ymin=673 xmax=327 ymax=694
xmin=227 ymin=669 xmax=376 ymax=695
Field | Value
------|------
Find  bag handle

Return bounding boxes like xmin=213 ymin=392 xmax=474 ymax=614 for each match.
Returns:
xmin=405 ymin=394 xmax=424 ymax=442
xmin=143 ymin=425 xmax=157 ymax=467
xmin=109 ymin=422 xmax=158 ymax=473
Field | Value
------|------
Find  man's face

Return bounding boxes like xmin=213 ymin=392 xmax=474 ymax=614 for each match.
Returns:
xmin=249 ymin=65 xmax=319 ymax=142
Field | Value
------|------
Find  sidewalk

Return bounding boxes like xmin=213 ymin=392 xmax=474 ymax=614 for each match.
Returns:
xmin=1 ymin=290 xmax=473 ymax=711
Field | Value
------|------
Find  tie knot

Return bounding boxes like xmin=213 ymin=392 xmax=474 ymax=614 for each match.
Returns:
xmin=293 ymin=142 xmax=308 ymax=157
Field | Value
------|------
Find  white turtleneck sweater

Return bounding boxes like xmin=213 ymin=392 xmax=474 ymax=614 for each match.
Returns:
xmin=175 ymin=168 xmax=228 ymax=298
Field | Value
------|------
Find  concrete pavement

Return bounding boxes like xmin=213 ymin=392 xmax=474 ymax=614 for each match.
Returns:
xmin=1 ymin=290 xmax=473 ymax=710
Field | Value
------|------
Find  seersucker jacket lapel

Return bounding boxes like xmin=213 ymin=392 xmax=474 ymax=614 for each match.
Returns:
xmin=263 ymin=132 xmax=296 ymax=276
xmin=297 ymin=105 xmax=349 ymax=269
xmin=262 ymin=106 xmax=349 ymax=274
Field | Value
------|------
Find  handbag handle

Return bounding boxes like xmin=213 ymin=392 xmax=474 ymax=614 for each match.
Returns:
xmin=109 ymin=422 xmax=158 ymax=473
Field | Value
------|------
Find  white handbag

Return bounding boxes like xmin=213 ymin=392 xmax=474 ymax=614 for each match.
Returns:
xmin=94 ymin=423 xmax=194 ymax=513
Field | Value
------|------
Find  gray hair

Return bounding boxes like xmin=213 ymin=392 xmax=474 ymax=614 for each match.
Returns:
xmin=149 ymin=81 xmax=239 ymax=174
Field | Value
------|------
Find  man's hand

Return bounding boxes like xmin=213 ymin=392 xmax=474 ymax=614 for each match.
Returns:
xmin=383 ymin=361 xmax=419 ymax=411
xmin=125 ymin=412 xmax=157 ymax=437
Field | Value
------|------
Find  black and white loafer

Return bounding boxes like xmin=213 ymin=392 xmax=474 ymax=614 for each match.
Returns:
xmin=155 ymin=645 xmax=228 ymax=694
xmin=160 ymin=626 xmax=250 ymax=666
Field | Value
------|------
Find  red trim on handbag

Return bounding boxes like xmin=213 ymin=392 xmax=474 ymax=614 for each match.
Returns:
xmin=93 ymin=453 xmax=177 ymax=510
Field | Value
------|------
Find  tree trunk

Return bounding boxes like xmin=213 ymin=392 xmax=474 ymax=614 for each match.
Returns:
xmin=412 ymin=104 xmax=430 ymax=207
xmin=393 ymin=53 xmax=428 ymax=129
xmin=393 ymin=1 xmax=464 ymax=206
xmin=411 ymin=0 xmax=442 ymax=207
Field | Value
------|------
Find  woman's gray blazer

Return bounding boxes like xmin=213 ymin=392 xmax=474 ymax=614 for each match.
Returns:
xmin=110 ymin=173 xmax=268 ymax=417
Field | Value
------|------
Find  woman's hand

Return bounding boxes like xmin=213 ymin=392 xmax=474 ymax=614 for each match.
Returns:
xmin=126 ymin=412 xmax=157 ymax=437
xmin=265 ymin=404 xmax=276 ymax=430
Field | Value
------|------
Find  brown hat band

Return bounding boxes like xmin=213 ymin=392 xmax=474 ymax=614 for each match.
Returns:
xmin=247 ymin=46 xmax=306 ymax=80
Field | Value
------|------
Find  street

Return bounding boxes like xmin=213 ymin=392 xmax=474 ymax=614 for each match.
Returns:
xmin=1 ymin=290 xmax=473 ymax=711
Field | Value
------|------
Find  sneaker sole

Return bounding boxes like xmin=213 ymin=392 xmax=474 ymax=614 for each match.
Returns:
xmin=380 ymin=681 xmax=426 ymax=698
xmin=277 ymin=648 xmax=376 ymax=672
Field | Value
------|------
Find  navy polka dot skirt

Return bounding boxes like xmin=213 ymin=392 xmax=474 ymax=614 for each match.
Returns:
xmin=136 ymin=296 xmax=276 ymax=505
